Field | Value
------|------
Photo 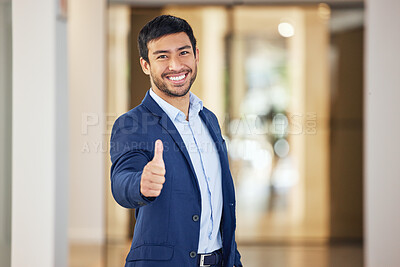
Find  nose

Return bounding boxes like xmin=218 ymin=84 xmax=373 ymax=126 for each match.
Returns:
xmin=168 ymin=55 xmax=183 ymax=71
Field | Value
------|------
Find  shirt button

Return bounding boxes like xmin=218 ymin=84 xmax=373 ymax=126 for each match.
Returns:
xmin=190 ymin=251 xmax=197 ymax=258
xmin=192 ymin=215 xmax=200 ymax=222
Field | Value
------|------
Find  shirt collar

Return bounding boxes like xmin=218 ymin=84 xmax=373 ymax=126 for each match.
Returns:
xmin=149 ymin=88 xmax=203 ymax=123
xmin=188 ymin=90 xmax=204 ymax=119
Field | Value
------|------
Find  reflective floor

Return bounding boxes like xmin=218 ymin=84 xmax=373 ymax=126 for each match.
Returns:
xmin=70 ymin=242 xmax=363 ymax=267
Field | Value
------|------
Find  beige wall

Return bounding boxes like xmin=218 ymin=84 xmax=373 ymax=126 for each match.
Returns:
xmin=106 ymin=5 xmax=132 ymax=243
xmin=288 ymin=6 xmax=330 ymax=240
xmin=69 ymin=0 xmax=106 ymax=244
xmin=301 ymin=7 xmax=330 ymax=239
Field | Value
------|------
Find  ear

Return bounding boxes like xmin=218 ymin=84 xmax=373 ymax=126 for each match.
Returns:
xmin=195 ymin=47 xmax=200 ymax=64
xmin=140 ymin=57 xmax=150 ymax=75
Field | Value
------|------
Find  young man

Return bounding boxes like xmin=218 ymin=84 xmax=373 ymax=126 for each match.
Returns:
xmin=110 ymin=15 xmax=243 ymax=267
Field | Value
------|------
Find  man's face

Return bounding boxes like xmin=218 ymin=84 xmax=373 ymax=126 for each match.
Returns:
xmin=140 ymin=32 xmax=199 ymax=98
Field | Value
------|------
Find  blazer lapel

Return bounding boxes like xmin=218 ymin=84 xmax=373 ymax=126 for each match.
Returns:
xmin=199 ymin=110 xmax=226 ymax=162
xmin=141 ymin=91 xmax=200 ymax=193
xmin=199 ymin=109 xmax=235 ymax=201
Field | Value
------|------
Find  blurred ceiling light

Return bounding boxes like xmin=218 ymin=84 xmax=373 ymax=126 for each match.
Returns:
xmin=318 ymin=3 xmax=331 ymax=20
xmin=278 ymin=22 xmax=294 ymax=38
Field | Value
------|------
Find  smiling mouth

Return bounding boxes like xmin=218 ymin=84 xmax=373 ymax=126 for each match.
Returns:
xmin=164 ymin=71 xmax=190 ymax=84
xmin=167 ymin=74 xmax=186 ymax=81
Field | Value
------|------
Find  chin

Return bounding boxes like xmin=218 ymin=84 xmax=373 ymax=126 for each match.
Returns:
xmin=168 ymin=87 xmax=190 ymax=97
xmin=160 ymin=83 xmax=191 ymax=97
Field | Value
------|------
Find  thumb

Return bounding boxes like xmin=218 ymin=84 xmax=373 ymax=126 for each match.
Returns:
xmin=152 ymin=139 xmax=164 ymax=164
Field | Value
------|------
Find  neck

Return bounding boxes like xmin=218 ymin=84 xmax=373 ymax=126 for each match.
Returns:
xmin=152 ymin=87 xmax=190 ymax=120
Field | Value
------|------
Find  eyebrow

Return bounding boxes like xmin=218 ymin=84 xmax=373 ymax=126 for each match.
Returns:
xmin=177 ymin=45 xmax=191 ymax=51
xmin=152 ymin=45 xmax=192 ymax=55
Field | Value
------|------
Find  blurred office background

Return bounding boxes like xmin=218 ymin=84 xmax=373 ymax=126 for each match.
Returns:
xmin=1 ymin=0 xmax=399 ymax=267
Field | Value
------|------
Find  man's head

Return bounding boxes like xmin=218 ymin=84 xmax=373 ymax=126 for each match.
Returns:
xmin=138 ymin=15 xmax=199 ymax=98
xmin=138 ymin=15 xmax=197 ymax=63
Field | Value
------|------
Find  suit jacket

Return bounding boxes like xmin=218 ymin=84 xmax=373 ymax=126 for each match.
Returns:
xmin=110 ymin=91 xmax=243 ymax=267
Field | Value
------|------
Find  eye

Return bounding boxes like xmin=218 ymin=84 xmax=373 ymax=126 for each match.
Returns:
xmin=157 ymin=55 xmax=167 ymax=59
xmin=180 ymin=51 xmax=190 ymax=55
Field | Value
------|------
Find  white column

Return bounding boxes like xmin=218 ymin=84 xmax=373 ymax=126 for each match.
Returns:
xmin=68 ymin=0 xmax=106 ymax=244
xmin=365 ymin=0 xmax=400 ymax=266
xmin=12 ymin=0 xmax=68 ymax=266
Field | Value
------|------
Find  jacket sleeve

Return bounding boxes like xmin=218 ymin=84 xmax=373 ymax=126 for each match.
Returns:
xmin=109 ymin=114 xmax=154 ymax=209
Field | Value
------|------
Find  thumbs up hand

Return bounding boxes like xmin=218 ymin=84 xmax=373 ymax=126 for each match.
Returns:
xmin=140 ymin=140 xmax=166 ymax=198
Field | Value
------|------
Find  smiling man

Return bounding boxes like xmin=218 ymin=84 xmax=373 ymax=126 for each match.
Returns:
xmin=110 ymin=15 xmax=243 ymax=267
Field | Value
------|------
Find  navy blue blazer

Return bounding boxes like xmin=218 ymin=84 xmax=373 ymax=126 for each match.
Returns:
xmin=110 ymin=91 xmax=243 ymax=267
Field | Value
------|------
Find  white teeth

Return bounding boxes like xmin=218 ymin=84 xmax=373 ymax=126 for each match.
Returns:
xmin=168 ymin=74 xmax=185 ymax=81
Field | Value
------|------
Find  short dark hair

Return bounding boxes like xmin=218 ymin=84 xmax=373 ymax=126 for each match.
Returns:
xmin=138 ymin=15 xmax=197 ymax=63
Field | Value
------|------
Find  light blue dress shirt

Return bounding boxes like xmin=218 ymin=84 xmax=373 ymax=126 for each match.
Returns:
xmin=149 ymin=89 xmax=223 ymax=253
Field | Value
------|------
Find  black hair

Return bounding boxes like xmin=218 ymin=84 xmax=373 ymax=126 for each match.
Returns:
xmin=138 ymin=15 xmax=197 ymax=63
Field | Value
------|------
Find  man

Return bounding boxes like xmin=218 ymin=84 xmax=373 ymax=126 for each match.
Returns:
xmin=110 ymin=15 xmax=243 ymax=267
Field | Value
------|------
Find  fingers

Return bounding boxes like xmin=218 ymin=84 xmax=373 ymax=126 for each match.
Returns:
xmin=140 ymin=174 xmax=165 ymax=197
xmin=143 ymin=165 xmax=165 ymax=183
xmin=145 ymin=162 xmax=166 ymax=176
xmin=141 ymin=179 xmax=164 ymax=191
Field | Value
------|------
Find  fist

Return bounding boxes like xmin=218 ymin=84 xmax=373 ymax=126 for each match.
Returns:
xmin=140 ymin=139 xmax=166 ymax=197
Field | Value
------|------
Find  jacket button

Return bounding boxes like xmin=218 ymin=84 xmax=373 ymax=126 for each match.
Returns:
xmin=192 ymin=215 xmax=199 ymax=222
xmin=190 ymin=251 xmax=197 ymax=258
